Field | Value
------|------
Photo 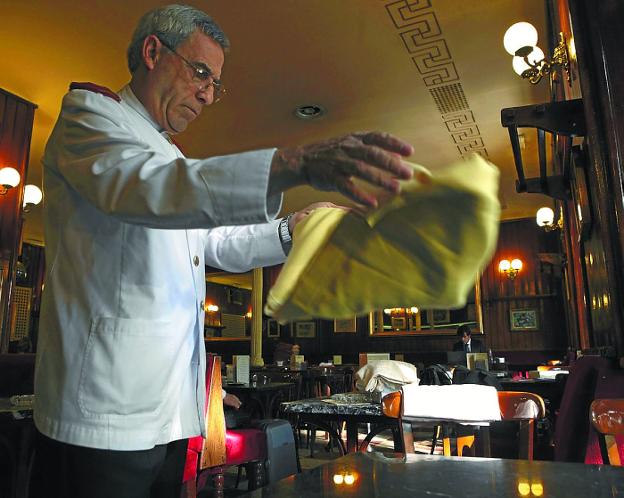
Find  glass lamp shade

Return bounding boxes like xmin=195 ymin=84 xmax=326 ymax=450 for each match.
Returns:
xmin=536 ymin=206 xmax=555 ymax=227
xmin=504 ymin=22 xmax=539 ymax=55
xmin=511 ymin=259 xmax=523 ymax=271
xmin=512 ymin=46 xmax=545 ymax=75
xmin=0 ymin=167 xmax=21 ymax=188
xmin=499 ymin=259 xmax=511 ymax=272
xmin=23 ymin=184 xmax=43 ymax=207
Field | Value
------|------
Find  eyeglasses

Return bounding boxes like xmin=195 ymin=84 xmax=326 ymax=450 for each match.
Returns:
xmin=157 ymin=37 xmax=225 ymax=101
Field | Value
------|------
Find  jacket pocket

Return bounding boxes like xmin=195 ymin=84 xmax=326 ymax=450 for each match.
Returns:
xmin=78 ymin=317 xmax=178 ymax=417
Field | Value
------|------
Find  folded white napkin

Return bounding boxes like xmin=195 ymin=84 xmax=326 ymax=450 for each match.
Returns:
xmin=401 ymin=384 xmax=501 ymax=422
xmin=355 ymin=360 xmax=419 ymax=394
xmin=508 ymin=398 xmax=541 ymax=419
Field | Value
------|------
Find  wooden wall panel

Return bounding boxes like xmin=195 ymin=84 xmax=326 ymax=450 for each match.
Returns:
xmin=481 ymin=220 xmax=568 ymax=353
xmin=563 ymin=0 xmax=624 ymax=356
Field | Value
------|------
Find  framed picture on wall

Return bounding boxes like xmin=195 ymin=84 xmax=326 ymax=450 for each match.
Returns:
xmin=333 ymin=317 xmax=357 ymax=333
xmin=295 ymin=321 xmax=316 ymax=338
xmin=390 ymin=317 xmax=406 ymax=330
xmin=510 ymin=309 xmax=539 ymax=331
xmin=266 ymin=319 xmax=280 ymax=338
xmin=427 ymin=309 xmax=451 ymax=325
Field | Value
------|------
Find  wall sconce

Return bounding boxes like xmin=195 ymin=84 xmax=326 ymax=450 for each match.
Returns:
xmin=205 ymin=303 xmax=220 ymax=327
xmin=536 ymin=206 xmax=563 ymax=231
xmin=23 ymin=185 xmax=43 ymax=212
xmin=503 ymin=22 xmax=570 ymax=85
xmin=499 ymin=258 xmax=523 ymax=280
xmin=0 ymin=167 xmax=21 ymax=194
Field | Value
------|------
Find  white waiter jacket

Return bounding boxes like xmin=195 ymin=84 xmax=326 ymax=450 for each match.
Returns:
xmin=34 ymin=84 xmax=286 ymax=450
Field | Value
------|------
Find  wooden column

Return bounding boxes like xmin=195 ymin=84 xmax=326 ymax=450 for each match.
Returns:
xmin=0 ymin=89 xmax=36 ymax=353
xmin=250 ymin=267 xmax=264 ymax=366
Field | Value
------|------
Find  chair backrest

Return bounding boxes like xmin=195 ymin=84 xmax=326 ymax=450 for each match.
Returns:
xmin=590 ymin=398 xmax=624 ymax=466
xmin=553 ymin=355 xmax=616 ymax=462
xmin=591 ymin=399 xmax=624 ymax=436
xmin=498 ymin=391 xmax=545 ymax=420
xmin=383 ymin=389 xmax=544 ymax=459
xmin=381 ymin=391 xmax=402 ymax=419
xmin=200 ymin=354 xmax=227 ymax=469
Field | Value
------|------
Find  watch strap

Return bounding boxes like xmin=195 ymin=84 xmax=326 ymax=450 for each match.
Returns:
xmin=279 ymin=213 xmax=294 ymax=255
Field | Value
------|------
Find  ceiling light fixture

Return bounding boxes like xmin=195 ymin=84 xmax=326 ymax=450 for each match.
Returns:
xmin=294 ymin=104 xmax=325 ymax=120
xmin=503 ymin=22 xmax=571 ymax=85
xmin=536 ymin=206 xmax=563 ymax=231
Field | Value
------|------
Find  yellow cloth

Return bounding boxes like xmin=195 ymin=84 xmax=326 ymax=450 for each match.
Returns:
xmin=265 ymin=154 xmax=500 ymax=322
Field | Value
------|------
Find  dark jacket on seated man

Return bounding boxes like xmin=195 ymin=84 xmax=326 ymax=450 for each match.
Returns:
xmin=273 ymin=342 xmax=299 ymax=364
xmin=452 ymin=324 xmax=486 ymax=353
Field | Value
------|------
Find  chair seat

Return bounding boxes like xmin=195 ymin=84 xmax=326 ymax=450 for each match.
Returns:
xmin=184 ymin=428 xmax=267 ymax=483
xmin=224 ymin=428 xmax=267 ymax=467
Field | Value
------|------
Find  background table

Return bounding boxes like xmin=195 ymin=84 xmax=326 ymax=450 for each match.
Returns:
xmin=223 ymin=382 xmax=294 ymax=419
xmin=241 ymin=451 xmax=624 ymax=498
xmin=280 ymin=397 xmax=403 ymax=454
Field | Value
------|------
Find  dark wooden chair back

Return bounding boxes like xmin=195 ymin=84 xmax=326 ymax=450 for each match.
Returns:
xmin=590 ymin=398 xmax=624 ymax=466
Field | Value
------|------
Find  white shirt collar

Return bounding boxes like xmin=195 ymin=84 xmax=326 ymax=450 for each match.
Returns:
xmin=118 ymin=84 xmax=164 ymax=133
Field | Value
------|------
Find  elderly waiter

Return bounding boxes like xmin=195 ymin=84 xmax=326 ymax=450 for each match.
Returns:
xmin=33 ymin=4 xmax=414 ymax=497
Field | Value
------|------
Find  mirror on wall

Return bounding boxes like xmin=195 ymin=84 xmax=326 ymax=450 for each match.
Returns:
xmin=369 ymin=280 xmax=483 ymax=335
xmin=205 ymin=270 xmax=253 ymax=341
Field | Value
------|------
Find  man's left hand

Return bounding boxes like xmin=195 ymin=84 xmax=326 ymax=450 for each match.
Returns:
xmin=223 ymin=393 xmax=242 ymax=410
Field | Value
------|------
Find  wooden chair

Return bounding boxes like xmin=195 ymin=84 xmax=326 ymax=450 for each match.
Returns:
xmin=590 ymin=398 xmax=624 ymax=466
xmin=381 ymin=390 xmax=545 ymax=459
xmin=182 ymin=354 xmax=266 ymax=497
xmin=497 ymin=391 xmax=545 ymax=460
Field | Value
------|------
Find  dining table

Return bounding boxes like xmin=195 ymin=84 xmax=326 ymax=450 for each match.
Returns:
xmin=241 ymin=451 xmax=624 ymax=498
xmin=280 ymin=394 xmax=406 ymax=454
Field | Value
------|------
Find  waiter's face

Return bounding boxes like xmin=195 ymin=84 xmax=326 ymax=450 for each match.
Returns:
xmin=462 ymin=333 xmax=470 ymax=344
xmin=152 ymin=30 xmax=224 ymax=134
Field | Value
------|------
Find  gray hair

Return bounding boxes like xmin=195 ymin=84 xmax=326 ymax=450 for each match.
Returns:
xmin=127 ymin=4 xmax=230 ymax=73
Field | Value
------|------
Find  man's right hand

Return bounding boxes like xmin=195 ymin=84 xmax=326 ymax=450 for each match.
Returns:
xmin=269 ymin=131 xmax=414 ymax=208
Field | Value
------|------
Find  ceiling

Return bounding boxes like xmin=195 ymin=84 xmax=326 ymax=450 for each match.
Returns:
xmin=3 ymin=0 xmax=553 ymax=246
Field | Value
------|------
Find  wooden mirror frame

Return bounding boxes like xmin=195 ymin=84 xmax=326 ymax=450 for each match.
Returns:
xmin=369 ymin=279 xmax=483 ymax=336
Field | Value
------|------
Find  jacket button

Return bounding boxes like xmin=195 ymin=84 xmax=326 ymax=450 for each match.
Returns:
xmin=193 ymin=256 xmax=200 ymax=266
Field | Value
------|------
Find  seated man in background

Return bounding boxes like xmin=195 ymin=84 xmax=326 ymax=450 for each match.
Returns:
xmin=273 ymin=342 xmax=299 ymax=365
xmin=453 ymin=324 xmax=485 ymax=353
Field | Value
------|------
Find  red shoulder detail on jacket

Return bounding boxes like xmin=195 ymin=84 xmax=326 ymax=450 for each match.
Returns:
xmin=69 ymin=82 xmax=121 ymax=102
xmin=170 ymin=137 xmax=185 ymax=154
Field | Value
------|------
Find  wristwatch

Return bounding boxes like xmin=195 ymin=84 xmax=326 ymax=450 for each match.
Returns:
xmin=278 ymin=213 xmax=294 ymax=255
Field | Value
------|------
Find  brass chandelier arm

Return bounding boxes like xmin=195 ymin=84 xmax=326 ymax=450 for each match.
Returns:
xmin=519 ymin=32 xmax=571 ymax=85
